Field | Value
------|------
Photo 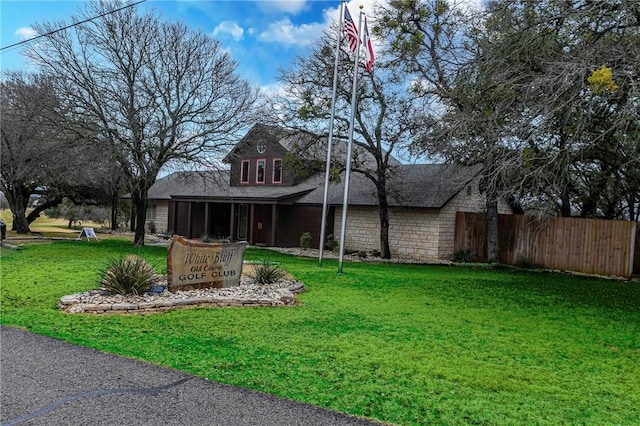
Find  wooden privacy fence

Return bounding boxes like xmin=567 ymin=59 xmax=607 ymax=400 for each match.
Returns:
xmin=455 ymin=212 xmax=638 ymax=279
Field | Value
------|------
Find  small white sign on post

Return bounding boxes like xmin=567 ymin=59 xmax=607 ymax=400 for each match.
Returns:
xmin=76 ymin=227 xmax=98 ymax=241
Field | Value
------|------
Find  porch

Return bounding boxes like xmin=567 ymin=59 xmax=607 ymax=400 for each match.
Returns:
xmin=166 ymin=200 xmax=332 ymax=248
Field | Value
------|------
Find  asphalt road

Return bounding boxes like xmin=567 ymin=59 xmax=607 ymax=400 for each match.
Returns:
xmin=1 ymin=326 xmax=382 ymax=426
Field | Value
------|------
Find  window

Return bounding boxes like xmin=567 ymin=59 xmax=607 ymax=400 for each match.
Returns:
xmin=256 ymin=159 xmax=266 ymax=184
xmin=240 ymin=160 xmax=250 ymax=184
xmin=272 ymin=158 xmax=283 ymax=183
xmin=146 ymin=201 xmax=157 ymax=220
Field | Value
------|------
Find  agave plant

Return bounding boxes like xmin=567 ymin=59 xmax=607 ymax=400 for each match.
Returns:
xmin=249 ymin=258 xmax=286 ymax=285
xmin=101 ymin=255 xmax=156 ymax=295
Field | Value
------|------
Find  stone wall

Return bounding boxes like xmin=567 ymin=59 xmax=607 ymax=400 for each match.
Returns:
xmin=332 ymin=207 xmax=442 ymax=261
xmin=148 ymin=200 xmax=170 ymax=234
xmin=333 ymin=179 xmax=513 ymax=262
xmin=388 ymin=209 xmax=441 ymax=260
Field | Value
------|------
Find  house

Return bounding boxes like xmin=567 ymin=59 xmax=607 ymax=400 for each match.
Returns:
xmin=147 ymin=123 xmax=512 ymax=262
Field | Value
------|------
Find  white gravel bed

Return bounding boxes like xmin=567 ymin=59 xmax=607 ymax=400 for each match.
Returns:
xmin=58 ymin=276 xmax=305 ymax=314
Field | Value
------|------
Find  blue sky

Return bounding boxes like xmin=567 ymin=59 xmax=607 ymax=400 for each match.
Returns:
xmin=0 ymin=0 xmax=372 ymax=91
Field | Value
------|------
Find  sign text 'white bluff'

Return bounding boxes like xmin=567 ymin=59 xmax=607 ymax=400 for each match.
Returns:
xmin=167 ymin=236 xmax=246 ymax=291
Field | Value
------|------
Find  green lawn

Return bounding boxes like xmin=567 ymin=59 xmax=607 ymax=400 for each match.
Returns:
xmin=1 ymin=239 xmax=638 ymax=425
xmin=0 ymin=209 xmax=106 ymax=239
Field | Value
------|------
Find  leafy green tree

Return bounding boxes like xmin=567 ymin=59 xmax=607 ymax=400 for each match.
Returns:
xmin=377 ymin=0 xmax=640 ymax=262
xmin=480 ymin=0 xmax=640 ymax=220
xmin=375 ymin=0 xmax=512 ymax=261
xmin=0 ymin=71 xmax=110 ymax=233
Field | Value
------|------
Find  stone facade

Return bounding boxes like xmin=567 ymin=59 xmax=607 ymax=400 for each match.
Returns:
xmin=149 ymin=176 xmax=512 ymax=263
xmin=334 ymin=179 xmax=513 ymax=262
xmin=148 ymin=200 xmax=169 ymax=234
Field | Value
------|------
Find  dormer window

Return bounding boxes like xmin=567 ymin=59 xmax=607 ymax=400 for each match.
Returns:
xmin=240 ymin=160 xmax=250 ymax=184
xmin=256 ymin=159 xmax=266 ymax=184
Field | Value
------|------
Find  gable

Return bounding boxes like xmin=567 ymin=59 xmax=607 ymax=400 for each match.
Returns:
xmin=222 ymin=123 xmax=286 ymax=164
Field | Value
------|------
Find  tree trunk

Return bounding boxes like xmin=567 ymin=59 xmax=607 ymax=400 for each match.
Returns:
xmin=110 ymin=190 xmax=119 ymax=231
xmin=4 ymin=184 xmax=31 ymax=234
xmin=26 ymin=196 xmax=62 ymax=225
xmin=130 ymin=203 xmax=136 ymax=233
xmin=132 ymin=188 xmax=148 ymax=246
xmin=379 ymin=207 xmax=391 ymax=259
xmin=111 ymin=205 xmax=118 ymax=230
xmin=560 ymin=190 xmax=571 ymax=217
xmin=376 ymin=179 xmax=392 ymax=259
xmin=12 ymin=211 xmax=30 ymax=234
xmin=486 ymin=191 xmax=500 ymax=263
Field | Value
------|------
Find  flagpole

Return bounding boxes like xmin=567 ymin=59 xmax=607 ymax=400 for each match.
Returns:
xmin=337 ymin=7 xmax=364 ymax=274
xmin=318 ymin=1 xmax=345 ymax=267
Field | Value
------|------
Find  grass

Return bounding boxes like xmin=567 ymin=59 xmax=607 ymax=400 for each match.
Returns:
xmin=0 ymin=209 xmax=105 ymax=238
xmin=1 ymin=238 xmax=639 ymax=425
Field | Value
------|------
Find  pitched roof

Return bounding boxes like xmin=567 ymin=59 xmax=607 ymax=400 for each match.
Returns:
xmin=148 ymin=170 xmax=320 ymax=202
xmin=149 ymin=163 xmax=483 ymax=209
xmin=297 ymin=163 xmax=483 ymax=208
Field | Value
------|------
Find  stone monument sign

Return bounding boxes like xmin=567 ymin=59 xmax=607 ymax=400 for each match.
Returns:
xmin=167 ymin=236 xmax=246 ymax=292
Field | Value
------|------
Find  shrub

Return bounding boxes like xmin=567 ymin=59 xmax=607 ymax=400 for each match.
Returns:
xmin=451 ymin=249 xmax=475 ymax=263
xmin=250 ymin=259 xmax=286 ymax=285
xmin=325 ymin=234 xmax=339 ymax=251
xmin=147 ymin=221 xmax=156 ymax=234
xmin=299 ymin=232 xmax=312 ymax=249
xmin=100 ymin=255 xmax=156 ymax=295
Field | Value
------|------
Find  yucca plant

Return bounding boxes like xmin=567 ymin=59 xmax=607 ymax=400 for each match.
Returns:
xmin=249 ymin=258 xmax=286 ymax=285
xmin=100 ymin=254 xmax=156 ymax=295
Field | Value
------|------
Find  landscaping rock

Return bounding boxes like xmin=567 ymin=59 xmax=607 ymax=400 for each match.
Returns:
xmin=58 ymin=275 xmax=304 ymax=315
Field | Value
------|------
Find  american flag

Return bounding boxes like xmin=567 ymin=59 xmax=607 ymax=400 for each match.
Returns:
xmin=363 ymin=17 xmax=375 ymax=72
xmin=343 ymin=5 xmax=359 ymax=53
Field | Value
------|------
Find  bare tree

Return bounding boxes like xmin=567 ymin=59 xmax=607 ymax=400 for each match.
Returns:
xmin=29 ymin=0 xmax=258 ymax=245
xmin=268 ymin=22 xmax=414 ymax=259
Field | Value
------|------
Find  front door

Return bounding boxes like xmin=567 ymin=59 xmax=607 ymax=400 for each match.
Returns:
xmin=254 ymin=204 xmax=268 ymax=245
xmin=237 ymin=204 xmax=249 ymax=240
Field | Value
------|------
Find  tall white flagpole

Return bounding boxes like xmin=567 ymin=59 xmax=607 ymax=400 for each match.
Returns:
xmin=338 ymin=7 xmax=364 ymax=274
xmin=318 ymin=1 xmax=345 ymax=267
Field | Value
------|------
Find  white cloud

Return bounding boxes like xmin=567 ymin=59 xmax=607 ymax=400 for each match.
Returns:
xmin=14 ymin=27 xmax=37 ymax=40
xmin=260 ymin=82 xmax=287 ymax=98
xmin=256 ymin=0 xmax=308 ymax=15
xmin=258 ymin=17 xmax=325 ymax=47
xmin=213 ymin=21 xmax=244 ymax=41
